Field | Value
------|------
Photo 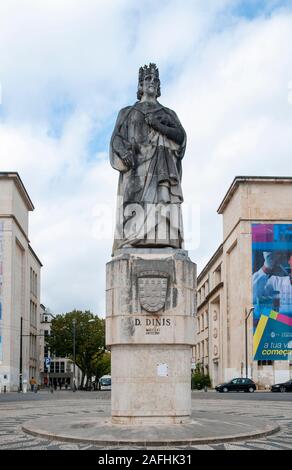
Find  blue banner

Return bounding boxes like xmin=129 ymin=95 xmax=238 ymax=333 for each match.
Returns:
xmin=252 ymin=224 xmax=292 ymax=360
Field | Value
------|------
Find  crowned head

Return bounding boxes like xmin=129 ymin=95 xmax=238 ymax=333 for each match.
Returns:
xmin=137 ymin=63 xmax=161 ymax=100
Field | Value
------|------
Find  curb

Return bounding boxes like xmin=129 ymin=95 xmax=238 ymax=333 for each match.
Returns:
xmin=22 ymin=422 xmax=280 ymax=447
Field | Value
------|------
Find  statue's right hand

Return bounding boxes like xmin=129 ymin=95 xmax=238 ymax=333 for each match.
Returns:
xmin=121 ymin=151 xmax=133 ymax=169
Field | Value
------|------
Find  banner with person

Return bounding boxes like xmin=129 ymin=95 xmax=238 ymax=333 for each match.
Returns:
xmin=252 ymin=224 xmax=292 ymax=360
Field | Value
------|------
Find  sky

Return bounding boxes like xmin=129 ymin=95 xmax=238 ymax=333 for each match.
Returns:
xmin=0 ymin=0 xmax=292 ymax=316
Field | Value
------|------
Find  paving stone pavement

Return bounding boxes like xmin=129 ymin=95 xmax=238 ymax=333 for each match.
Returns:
xmin=0 ymin=395 xmax=292 ymax=450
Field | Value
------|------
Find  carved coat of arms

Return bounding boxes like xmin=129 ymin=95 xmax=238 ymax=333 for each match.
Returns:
xmin=138 ymin=271 xmax=168 ymax=313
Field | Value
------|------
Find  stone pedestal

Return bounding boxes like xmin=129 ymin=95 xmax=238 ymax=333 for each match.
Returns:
xmin=106 ymin=248 xmax=196 ymax=425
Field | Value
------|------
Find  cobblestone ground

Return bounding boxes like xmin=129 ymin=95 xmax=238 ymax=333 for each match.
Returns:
xmin=0 ymin=392 xmax=292 ymax=450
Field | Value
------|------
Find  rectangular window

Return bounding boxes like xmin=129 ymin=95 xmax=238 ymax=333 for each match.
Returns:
xmin=60 ymin=362 xmax=65 ymax=373
xmin=257 ymin=360 xmax=273 ymax=366
xmin=197 ymin=290 xmax=201 ymax=306
xmin=205 ymin=311 xmax=208 ymax=329
xmin=55 ymin=362 xmax=60 ymax=373
xmin=50 ymin=362 xmax=55 ymax=373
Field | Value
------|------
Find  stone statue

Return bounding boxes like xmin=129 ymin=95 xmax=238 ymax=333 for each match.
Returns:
xmin=110 ymin=63 xmax=186 ymax=253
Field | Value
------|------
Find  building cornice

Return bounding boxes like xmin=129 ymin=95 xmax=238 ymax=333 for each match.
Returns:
xmin=217 ymin=176 xmax=292 ymax=215
xmin=197 ymin=244 xmax=223 ymax=284
xmin=197 ymin=281 xmax=224 ymax=312
xmin=0 ymin=214 xmax=30 ymax=242
xmin=0 ymin=172 xmax=34 ymax=211
xmin=29 ymin=244 xmax=43 ymax=267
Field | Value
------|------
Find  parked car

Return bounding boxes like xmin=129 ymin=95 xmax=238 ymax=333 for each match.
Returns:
xmin=215 ymin=378 xmax=256 ymax=393
xmin=98 ymin=375 xmax=111 ymax=391
xmin=270 ymin=379 xmax=292 ymax=392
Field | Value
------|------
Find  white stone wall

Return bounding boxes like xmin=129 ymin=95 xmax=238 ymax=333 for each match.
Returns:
xmin=0 ymin=174 xmax=41 ymax=391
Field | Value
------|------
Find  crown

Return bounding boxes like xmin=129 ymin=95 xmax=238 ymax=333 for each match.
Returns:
xmin=138 ymin=63 xmax=159 ymax=82
xmin=137 ymin=63 xmax=161 ymax=100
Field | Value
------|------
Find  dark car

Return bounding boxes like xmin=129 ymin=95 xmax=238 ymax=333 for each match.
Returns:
xmin=270 ymin=379 xmax=292 ymax=392
xmin=215 ymin=378 xmax=256 ymax=393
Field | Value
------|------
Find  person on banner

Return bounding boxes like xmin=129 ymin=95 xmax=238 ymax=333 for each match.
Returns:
xmin=253 ymin=251 xmax=292 ymax=315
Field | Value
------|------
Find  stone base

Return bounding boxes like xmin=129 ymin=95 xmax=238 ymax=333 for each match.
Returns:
xmin=22 ymin=409 xmax=279 ymax=446
xmin=106 ymin=248 xmax=196 ymax=423
xmin=111 ymin=344 xmax=191 ymax=424
xmin=111 ymin=415 xmax=190 ymax=425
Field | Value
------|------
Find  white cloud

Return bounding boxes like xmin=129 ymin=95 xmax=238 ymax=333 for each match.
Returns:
xmin=0 ymin=1 xmax=292 ymax=313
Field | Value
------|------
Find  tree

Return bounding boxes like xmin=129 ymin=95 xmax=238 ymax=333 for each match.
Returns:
xmin=46 ymin=310 xmax=106 ymax=389
xmin=93 ymin=350 xmax=111 ymax=386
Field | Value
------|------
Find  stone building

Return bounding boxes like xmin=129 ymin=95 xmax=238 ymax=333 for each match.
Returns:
xmin=39 ymin=305 xmax=82 ymax=390
xmin=194 ymin=176 xmax=292 ymax=389
xmin=0 ymin=172 xmax=42 ymax=391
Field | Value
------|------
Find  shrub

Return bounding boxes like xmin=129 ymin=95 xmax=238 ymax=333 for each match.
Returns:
xmin=191 ymin=370 xmax=211 ymax=389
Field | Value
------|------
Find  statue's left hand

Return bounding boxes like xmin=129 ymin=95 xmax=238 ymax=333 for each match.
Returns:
xmin=145 ymin=113 xmax=160 ymax=129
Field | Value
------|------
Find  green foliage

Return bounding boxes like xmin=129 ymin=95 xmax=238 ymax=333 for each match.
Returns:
xmin=191 ymin=369 xmax=211 ymax=390
xmin=46 ymin=310 xmax=106 ymax=387
xmin=93 ymin=351 xmax=111 ymax=382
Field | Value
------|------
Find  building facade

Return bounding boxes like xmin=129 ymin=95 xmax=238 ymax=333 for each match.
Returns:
xmin=39 ymin=306 xmax=82 ymax=389
xmin=194 ymin=176 xmax=292 ymax=389
xmin=0 ymin=172 xmax=42 ymax=391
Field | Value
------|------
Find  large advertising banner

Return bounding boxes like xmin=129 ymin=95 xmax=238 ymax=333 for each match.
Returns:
xmin=252 ymin=224 xmax=292 ymax=360
xmin=0 ymin=221 xmax=3 ymax=363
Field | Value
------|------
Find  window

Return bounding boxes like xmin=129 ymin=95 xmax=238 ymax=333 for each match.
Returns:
xmin=214 ymin=264 xmax=222 ymax=285
xmin=197 ymin=290 xmax=201 ymax=306
xmin=60 ymin=362 xmax=65 ymax=373
xmin=50 ymin=362 xmax=55 ymax=373
xmin=258 ymin=360 xmax=273 ymax=366
xmin=55 ymin=362 xmax=60 ymax=373
xmin=205 ymin=311 xmax=209 ymax=329
xmin=205 ymin=280 xmax=209 ymax=296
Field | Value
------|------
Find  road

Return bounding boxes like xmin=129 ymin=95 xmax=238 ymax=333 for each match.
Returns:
xmin=0 ymin=390 xmax=292 ymax=450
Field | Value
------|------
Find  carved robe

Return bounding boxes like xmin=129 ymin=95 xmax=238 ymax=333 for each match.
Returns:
xmin=110 ymin=100 xmax=186 ymax=253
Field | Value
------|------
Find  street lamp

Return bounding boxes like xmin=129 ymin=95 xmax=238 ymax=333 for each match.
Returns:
xmin=19 ymin=317 xmax=23 ymax=392
xmin=244 ymin=307 xmax=254 ymax=378
xmin=19 ymin=326 xmax=46 ymax=393
xmin=72 ymin=319 xmax=77 ymax=392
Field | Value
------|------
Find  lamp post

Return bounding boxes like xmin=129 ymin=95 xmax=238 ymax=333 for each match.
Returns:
xmin=19 ymin=328 xmax=46 ymax=392
xmin=18 ymin=317 xmax=23 ymax=392
xmin=245 ymin=307 xmax=254 ymax=378
xmin=72 ymin=319 xmax=76 ymax=392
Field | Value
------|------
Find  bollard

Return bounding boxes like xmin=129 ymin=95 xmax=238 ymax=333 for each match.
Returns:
xmin=4 ymin=385 xmax=6 ymax=393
